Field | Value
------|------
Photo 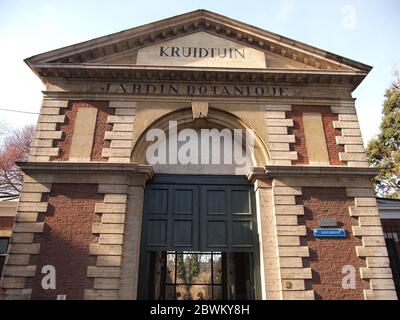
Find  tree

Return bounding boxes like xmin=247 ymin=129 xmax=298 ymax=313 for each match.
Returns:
xmin=189 ymin=254 xmax=200 ymax=279
xmin=367 ymin=70 xmax=400 ymax=199
xmin=176 ymin=253 xmax=187 ymax=282
xmin=0 ymin=124 xmax=35 ymax=197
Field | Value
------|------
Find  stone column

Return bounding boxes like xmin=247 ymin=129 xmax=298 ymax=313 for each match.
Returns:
xmin=252 ymin=176 xmax=280 ymax=299
xmin=248 ymin=168 xmax=314 ymax=300
xmin=119 ymin=175 xmax=147 ymax=299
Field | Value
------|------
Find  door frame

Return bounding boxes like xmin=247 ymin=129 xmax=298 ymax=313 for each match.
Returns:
xmin=137 ymin=174 xmax=262 ymax=300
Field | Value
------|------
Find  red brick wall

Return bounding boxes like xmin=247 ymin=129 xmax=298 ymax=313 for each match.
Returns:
xmin=0 ymin=217 xmax=14 ymax=231
xmin=30 ymin=184 xmax=102 ymax=300
xmin=299 ymin=187 xmax=368 ymax=299
xmin=288 ymin=106 xmax=344 ymax=165
xmin=53 ymin=101 xmax=113 ymax=161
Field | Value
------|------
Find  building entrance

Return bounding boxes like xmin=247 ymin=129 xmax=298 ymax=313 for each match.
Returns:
xmin=138 ymin=175 xmax=261 ymax=300
xmin=146 ymin=251 xmax=256 ymax=300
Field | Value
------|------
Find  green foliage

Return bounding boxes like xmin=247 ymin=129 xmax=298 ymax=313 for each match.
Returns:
xmin=189 ymin=254 xmax=200 ymax=278
xmin=177 ymin=254 xmax=186 ymax=280
xmin=367 ymin=71 xmax=400 ymax=199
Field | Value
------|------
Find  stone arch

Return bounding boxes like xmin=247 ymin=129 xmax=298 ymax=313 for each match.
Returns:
xmin=131 ymin=107 xmax=270 ymax=173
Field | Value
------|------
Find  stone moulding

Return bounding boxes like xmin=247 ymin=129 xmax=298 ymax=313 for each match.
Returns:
xmin=31 ymin=64 xmax=367 ymax=89
xmin=16 ymin=161 xmax=154 ymax=178
xmin=247 ymin=165 xmax=379 ymax=181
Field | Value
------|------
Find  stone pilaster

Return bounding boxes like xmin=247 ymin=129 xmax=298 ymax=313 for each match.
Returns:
xmin=252 ymin=177 xmax=279 ymax=299
xmin=248 ymin=168 xmax=314 ymax=300
xmin=119 ymin=176 xmax=147 ymax=299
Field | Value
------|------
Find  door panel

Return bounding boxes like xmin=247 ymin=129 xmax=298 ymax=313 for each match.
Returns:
xmin=201 ymin=185 xmax=231 ymax=250
xmin=144 ymin=184 xmax=199 ymax=251
xmin=146 ymin=219 xmax=167 ymax=246
xmin=200 ymin=184 xmax=256 ymax=251
xmin=169 ymin=185 xmax=199 ymax=250
xmin=139 ymin=175 xmax=261 ymax=300
xmin=143 ymin=175 xmax=257 ymax=252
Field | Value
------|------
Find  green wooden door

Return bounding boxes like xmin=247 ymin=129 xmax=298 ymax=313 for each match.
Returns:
xmin=142 ymin=183 xmax=199 ymax=250
xmin=139 ymin=175 xmax=261 ymax=299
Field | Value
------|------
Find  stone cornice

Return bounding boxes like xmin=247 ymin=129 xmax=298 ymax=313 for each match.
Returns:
xmin=17 ymin=161 xmax=154 ymax=180
xmin=35 ymin=63 xmax=365 ymax=89
xmin=247 ymin=165 xmax=379 ymax=181
xmin=25 ymin=10 xmax=372 ymax=89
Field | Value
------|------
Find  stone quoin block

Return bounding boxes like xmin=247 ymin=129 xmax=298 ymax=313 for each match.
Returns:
xmin=274 ymin=205 xmax=305 ymax=215
xmin=356 ymin=246 xmax=388 ymax=257
xmin=366 ymin=257 xmax=391 ymax=268
xmin=92 ymin=223 xmax=125 ymax=234
xmin=364 ymin=290 xmax=397 ymax=300
xmin=278 ymin=246 xmax=309 ymax=257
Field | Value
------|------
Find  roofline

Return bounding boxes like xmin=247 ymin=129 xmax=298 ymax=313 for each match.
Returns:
xmin=30 ymin=62 xmax=369 ymax=76
xmin=25 ymin=10 xmax=208 ymax=64
xmin=199 ymin=10 xmax=372 ymax=72
xmin=25 ymin=9 xmax=372 ymax=73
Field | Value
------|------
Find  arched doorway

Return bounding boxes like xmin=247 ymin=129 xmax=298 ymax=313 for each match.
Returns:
xmin=131 ymin=107 xmax=270 ymax=171
xmin=134 ymin=108 xmax=268 ymax=300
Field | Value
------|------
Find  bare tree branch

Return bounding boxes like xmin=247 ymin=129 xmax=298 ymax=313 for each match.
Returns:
xmin=0 ymin=124 xmax=35 ymax=197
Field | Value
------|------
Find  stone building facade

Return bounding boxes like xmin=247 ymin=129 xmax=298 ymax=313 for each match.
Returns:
xmin=0 ymin=10 xmax=397 ymax=300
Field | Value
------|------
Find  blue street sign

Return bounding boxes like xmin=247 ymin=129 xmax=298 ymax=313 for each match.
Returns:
xmin=313 ymin=228 xmax=346 ymax=238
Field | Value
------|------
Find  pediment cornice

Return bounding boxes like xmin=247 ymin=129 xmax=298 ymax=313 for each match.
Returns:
xmin=35 ymin=63 xmax=365 ymax=90
xmin=25 ymin=9 xmax=371 ymax=89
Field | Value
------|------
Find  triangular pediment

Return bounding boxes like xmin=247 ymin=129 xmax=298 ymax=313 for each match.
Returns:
xmin=95 ymin=31 xmax=315 ymax=70
xmin=25 ymin=9 xmax=371 ymax=83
